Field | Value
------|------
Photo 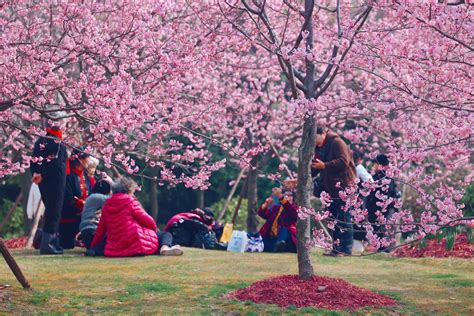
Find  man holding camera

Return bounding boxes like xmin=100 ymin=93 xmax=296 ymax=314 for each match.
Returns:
xmin=312 ymin=128 xmax=356 ymax=256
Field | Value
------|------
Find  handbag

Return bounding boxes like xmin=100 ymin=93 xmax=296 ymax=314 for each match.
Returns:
xmin=245 ymin=232 xmax=264 ymax=253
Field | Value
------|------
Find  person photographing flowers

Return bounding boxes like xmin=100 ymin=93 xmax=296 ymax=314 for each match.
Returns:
xmin=258 ymin=187 xmax=298 ymax=253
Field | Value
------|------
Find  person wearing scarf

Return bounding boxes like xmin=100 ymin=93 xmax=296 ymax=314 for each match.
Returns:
xmin=31 ymin=126 xmax=68 ymax=255
xmin=58 ymin=148 xmax=91 ymax=249
xmin=257 ymin=187 xmax=298 ymax=253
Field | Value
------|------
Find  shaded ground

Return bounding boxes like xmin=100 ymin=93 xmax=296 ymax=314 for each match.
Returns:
xmin=0 ymin=248 xmax=473 ymax=315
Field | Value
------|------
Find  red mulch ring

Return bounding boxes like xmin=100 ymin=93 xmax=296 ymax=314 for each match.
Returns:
xmin=225 ymin=275 xmax=397 ymax=311
xmin=392 ymin=233 xmax=473 ymax=258
xmin=3 ymin=236 xmax=28 ymax=249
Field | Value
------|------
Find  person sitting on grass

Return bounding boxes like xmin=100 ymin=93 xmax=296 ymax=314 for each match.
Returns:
xmin=164 ymin=207 xmax=225 ymax=250
xmin=89 ymin=177 xmax=182 ymax=257
xmin=79 ymin=178 xmax=112 ymax=250
xmin=258 ymin=187 xmax=298 ymax=253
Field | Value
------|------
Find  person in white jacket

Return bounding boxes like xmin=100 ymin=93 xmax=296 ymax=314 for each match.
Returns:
xmin=354 ymin=151 xmax=373 ymax=183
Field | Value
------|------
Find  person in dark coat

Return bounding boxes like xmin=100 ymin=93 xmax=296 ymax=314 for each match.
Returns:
xmin=366 ymin=154 xmax=400 ymax=251
xmin=258 ymin=187 xmax=298 ymax=253
xmin=59 ymin=149 xmax=91 ymax=249
xmin=312 ymin=128 xmax=357 ymax=256
xmin=164 ymin=208 xmax=225 ymax=250
xmin=31 ymin=126 xmax=67 ymax=255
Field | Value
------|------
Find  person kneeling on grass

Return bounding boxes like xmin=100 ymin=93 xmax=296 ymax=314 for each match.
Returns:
xmin=88 ymin=177 xmax=182 ymax=257
xmin=258 ymin=187 xmax=298 ymax=253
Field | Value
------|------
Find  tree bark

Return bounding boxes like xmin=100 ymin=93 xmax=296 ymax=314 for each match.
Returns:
xmin=246 ymin=162 xmax=259 ymax=233
xmin=293 ymin=0 xmax=317 ymax=280
xmin=218 ymin=168 xmax=246 ymax=221
xmin=150 ymin=179 xmax=159 ymax=222
xmin=296 ymin=115 xmax=316 ymax=280
xmin=196 ymin=190 xmax=205 ymax=209
xmin=0 ymin=238 xmax=31 ymax=289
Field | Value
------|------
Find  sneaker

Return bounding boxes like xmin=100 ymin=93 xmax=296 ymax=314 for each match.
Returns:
xmin=160 ymin=245 xmax=183 ymax=256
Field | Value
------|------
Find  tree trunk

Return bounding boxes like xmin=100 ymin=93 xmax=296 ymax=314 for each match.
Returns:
xmin=196 ymin=190 xmax=204 ymax=209
xmin=0 ymin=238 xmax=31 ymax=289
xmin=295 ymin=115 xmax=316 ymax=280
xmin=20 ymin=173 xmax=32 ymax=235
xmin=246 ymin=162 xmax=259 ymax=233
xmin=218 ymin=168 xmax=246 ymax=221
xmin=150 ymin=179 xmax=159 ymax=222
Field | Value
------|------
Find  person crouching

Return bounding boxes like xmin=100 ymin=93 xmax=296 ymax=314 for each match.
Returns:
xmin=258 ymin=187 xmax=298 ymax=253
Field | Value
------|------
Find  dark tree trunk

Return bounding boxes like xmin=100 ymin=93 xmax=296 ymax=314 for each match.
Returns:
xmin=150 ymin=179 xmax=159 ymax=222
xmin=246 ymin=163 xmax=259 ymax=233
xmin=294 ymin=0 xmax=317 ymax=280
xmin=197 ymin=190 xmax=204 ymax=209
xmin=296 ymin=115 xmax=316 ymax=280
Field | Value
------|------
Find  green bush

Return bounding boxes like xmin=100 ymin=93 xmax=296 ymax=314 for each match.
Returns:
xmin=0 ymin=198 xmax=24 ymax=239
xmin=210 ymin=197 xmax=263 ymax=231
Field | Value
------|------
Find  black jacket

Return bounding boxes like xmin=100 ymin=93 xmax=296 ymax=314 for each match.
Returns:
xmin=366 ymin=170 xmax=398 ymax=221
xmin=31 ymin=134 xmax=67 ymax=189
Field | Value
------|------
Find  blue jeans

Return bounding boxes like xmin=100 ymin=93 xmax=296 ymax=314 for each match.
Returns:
xmin=263 ymin=227 xmax=296 ymax=253
xmin=329 ymin=199 xmax=353 ymax=254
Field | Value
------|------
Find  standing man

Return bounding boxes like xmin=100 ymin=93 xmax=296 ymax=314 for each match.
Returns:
xmin=31 ymin=126 xmax=67 ymax=255
xmin=312 ymin=127 xmax=356 ymax=256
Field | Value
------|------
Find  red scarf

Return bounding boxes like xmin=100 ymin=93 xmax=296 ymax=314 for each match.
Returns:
xmin=46 ymin=127 xmax=63 ymax=140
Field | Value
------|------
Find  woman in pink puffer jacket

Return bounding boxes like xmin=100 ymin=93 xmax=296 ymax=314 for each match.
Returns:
xmin=90 ymin=177 xmax=182 ymax=257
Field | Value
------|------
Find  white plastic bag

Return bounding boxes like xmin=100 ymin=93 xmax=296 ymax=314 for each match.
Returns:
xmin=226 ymin=230 xmax=248 ymax=253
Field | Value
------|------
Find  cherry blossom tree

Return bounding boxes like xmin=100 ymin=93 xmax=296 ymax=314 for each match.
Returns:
xmin=1 ymin=0 xmax=472 ymax=282
xmin=218 ymin=0 xmax=472 ymax=279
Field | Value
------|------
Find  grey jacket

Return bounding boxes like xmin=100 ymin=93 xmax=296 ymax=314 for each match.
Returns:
xmin=80 ymin=193 xmax=108 ymax=232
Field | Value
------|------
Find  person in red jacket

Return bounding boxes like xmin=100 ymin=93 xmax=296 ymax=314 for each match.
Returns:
xmin=89 ymin=177 xmax=183 ymax=257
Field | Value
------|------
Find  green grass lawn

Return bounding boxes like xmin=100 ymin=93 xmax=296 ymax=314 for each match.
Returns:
xmin=0 ymin=248 xmax=473 ymax=315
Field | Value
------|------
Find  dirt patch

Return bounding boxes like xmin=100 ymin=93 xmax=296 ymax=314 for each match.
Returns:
xmin=225 ymin=274 xmax=397 ymax=311
xmin=393 ymin=233 xmax=473 ymax=258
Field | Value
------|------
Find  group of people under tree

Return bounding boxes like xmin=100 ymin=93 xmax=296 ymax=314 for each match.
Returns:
xmin=30 ymin=126 xmax=182 ymax=257
xmin=30 ymin=125 xmax=398 ymax=257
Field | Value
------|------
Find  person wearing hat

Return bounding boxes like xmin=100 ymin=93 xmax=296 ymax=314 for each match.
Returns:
xmin=58 ymin=148 xmax=92 ymax=249
xmin=258 ymin=187 xmax=298 ymax=253
xmin=366 ymin=154 xmax=399 ymax=251
xmin=312 ymin=127 xmax=357 ymax=256
xmin=31 ymin=126 xmax=68 ymax=255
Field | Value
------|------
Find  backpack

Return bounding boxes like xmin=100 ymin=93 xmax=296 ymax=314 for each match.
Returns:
xmin=245 ymin=232 xmax=264 ymax=253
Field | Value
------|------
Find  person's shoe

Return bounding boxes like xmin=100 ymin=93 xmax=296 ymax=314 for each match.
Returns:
xmin=214 ymin=242 xmax=228 ymax=251
xmin=322 ymin=250 xmax=337 ymax=257
xmin=335 ymin=252 xmax=351 ymax=257
xmin=275 ymin=241 xmax=287 ymax=252
xmin=51 ymin=234 xmax=64 ymax=252
xmin=160 ymin=245 xmax=183 ymax=256
xmin=84 ymin=249 xmax=96 ymax=257
xmin=39 ymin=232 xmax=63 ymax=255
